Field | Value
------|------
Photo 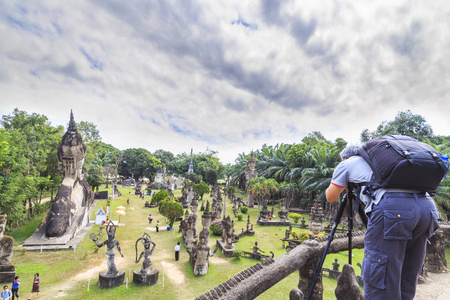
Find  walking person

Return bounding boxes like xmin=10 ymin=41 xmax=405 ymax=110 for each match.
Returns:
xmin=155 ymin=220 xmax=159 ymax=233
xmin=27 ymin=273 xmax=39 ymax=299
xmin=10 ymin=276 xmax=19 ymax=300
xmin=174 ymin=242 xmax=181 ymax=261
xmin=148 ymin=214 xmax=153 ymax=224
xmin=1 ymin=286 xmax=11 ymax=300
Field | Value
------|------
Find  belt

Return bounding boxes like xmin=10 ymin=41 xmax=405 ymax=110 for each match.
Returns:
xmin=384 ymin=192 xmax=427 ymax=197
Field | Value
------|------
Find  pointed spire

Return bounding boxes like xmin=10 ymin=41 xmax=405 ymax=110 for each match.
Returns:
xmin=68 ymin=109 xmax=78 ymax=132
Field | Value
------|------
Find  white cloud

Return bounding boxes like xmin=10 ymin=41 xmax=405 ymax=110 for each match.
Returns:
xmin=1 ymin=0 xmax=449 ymax=165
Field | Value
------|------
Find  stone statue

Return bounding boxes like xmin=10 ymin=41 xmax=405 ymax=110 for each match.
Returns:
xmin=0 ymin=215 xmax=15 ymax=283
xmin=46 ymin=111 xmax=94 ymax=237
xmin=188 ymin=230 xmax=213 ymax=276
xmin=0 ymin=215 xmax=13 ymax=265
xmin=252 ymin=241 xmax=265 ymax=255
xmin=91 ymin=221 xmax=123 ymax=276
xmin=221 ymin=216 xmax=233 ymax=249
xmin=133 ymin=232 xmax=159 ymax=285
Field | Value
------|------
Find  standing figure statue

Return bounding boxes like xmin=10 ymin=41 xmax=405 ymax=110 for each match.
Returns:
xmin=135 ymin=233 xmax=156 ymax=275
xmin=90 ymin=221 xmax=125 ymax=288
xmin=133 ymin=233 xmax=159 ymax=286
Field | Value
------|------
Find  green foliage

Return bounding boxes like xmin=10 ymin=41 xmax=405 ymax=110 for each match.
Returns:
xmin=86 ymin=165 xmax=105 ymax=190
xmin=289 ymin=213 xmax=301 ymax=223
xmin=209 ymin=219 xmax=223 ymax=236
xmin=360 ymin=110 xmax=433 ymax=142
xmin=298 ymin=231 xmax=310 ymax=243
xmin=236 ymin=214 xmax=244 ymax=221
xmin=151 ymin=189 xmax=169 ymax=204
xmin=240 ymin=206 xmax=248 ymax=214
xmin=194 ymin=181 xmax=210 ymax=200
xmin=158 ymin=200 xmax=183 ymax=228
xmin=232 ymin=250 xmax=242 ymax=260
xmin=205 ymin=168 xmax=218 ymax=185
xmin=290 ymin=230 xmax=309 ymax=243
xmin=119 ymin=148 xmax=162 ymax=181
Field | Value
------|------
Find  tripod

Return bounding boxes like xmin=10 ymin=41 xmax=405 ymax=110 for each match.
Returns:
xmin=306 ymin=186 xmax=358 ymax=300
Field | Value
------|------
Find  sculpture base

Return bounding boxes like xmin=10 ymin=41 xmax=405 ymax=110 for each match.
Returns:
xmin=216 ymin=239 xmax=236 ymax=257
xmin=257 ymin=220 xmax=291 ymax=226
xmin=0 ymin=264 xmax=15 ymax=283
xmin=99 ymin=271 xmax=125 ymax=288
xmin=133 ymin=269 xmax=159 ymax=286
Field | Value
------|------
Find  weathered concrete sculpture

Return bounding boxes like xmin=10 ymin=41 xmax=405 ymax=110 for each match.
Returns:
xmin=46 ymin=111 xmax=94 ymax=237
xmin=309 ymin=197 xmax=325 ymax=235
xmin=91 ymin=221 xmax=125 ymax=288
xmin=188 ymin=230 xmax=213 ymax=276
xmin=0 ymin=215 xmax=15 ymax=283
xmin=133 ymin=233 xmax=158 ymax=286
xmin=335 ymin=264 xmax=364 ymax=300
xmin=244 ymin=152 xmax=258 ymax=207
xmin=278 ymin=199 xmax=288 ymax=222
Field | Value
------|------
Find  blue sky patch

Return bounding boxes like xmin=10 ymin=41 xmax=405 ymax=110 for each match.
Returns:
xmin=79 ymin=47 xmax=104 ymax=71
xmin=232 ymin=15 xmax=258 ymax=30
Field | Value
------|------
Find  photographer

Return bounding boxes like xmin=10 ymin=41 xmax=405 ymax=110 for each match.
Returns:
xmin=326 ymin=145 xmax=439 ymax=300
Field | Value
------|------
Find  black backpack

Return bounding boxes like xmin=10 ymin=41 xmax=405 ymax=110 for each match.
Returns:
xmin=358 ymin=135 xmax=447 ymax=193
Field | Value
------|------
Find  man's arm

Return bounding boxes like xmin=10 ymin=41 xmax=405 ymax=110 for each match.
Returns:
xmin=326 ymin=183 xmax=345 ymax=203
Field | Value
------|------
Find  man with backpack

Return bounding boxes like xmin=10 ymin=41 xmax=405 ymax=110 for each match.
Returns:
xmin=326 ymin=137 xmax=444 ymax=300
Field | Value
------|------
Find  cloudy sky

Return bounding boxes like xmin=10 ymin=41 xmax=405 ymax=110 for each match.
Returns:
xmin=1 ymin=1 xmax=449 ymax=164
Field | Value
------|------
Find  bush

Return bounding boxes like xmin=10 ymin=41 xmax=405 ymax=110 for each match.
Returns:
xmin=232 ymin=250 xmax=242 ymax=260
xmin=289 ymin=213 xmax=302 ymax=223
xmin=159 ymin=200 xmax=184 ymax=228
xmin=240 ymin=206 xmax=248 ymax=214
xmin=298 ymin=231 xmax=310 ymax=243
xmin=291 ymin=230 xmax=309 ymax=243
xmin=236 ymin=214 xmax=243 ymax=221
xmin=291 ymin=231 xmax=299 ymax=240
xmin=210 ymin=219 xmax=223 ymax=236
xmin=151 ymin=189 xmax=169 ymax=204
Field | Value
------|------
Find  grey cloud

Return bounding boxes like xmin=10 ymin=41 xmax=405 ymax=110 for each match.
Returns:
xmin=290 ymin=18 xmax=317 ymax=46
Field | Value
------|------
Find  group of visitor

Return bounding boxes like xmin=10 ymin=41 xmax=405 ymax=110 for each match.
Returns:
xmin=1 ymin=274 xmax=40 ymax=300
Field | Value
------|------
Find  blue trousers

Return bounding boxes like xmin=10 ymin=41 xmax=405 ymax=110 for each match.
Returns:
xmin=362 ymin=193 xmax=439 ymax=300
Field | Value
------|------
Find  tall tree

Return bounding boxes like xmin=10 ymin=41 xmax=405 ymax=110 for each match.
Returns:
xmin=360 ymin=110 xmax=433 ymax=142
xmin=119 ymin=148 xmax=161 ymax=181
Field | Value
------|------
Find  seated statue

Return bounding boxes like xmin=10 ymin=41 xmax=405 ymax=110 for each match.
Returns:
xmin=46 ymin=111 xmax=94 ymax=237
xmin=0 ymin=215 xmax=14 ymax=265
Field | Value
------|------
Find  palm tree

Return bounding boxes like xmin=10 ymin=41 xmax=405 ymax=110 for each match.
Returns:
xmin=257 ymin=144 xmax=292 ymax=183
xmin=298 ymin=145 xmax=340 ymax=200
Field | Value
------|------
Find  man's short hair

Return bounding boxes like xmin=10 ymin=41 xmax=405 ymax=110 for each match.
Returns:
xmin=340 ymin=145 xmax=360 ymax=160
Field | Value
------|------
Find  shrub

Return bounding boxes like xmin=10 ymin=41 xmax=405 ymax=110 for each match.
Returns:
xmin=151 ymin=189 xmax=169 ymax=204
xmin=298 ymin=231 xmax=310 ymax=243
xmin=291 ymin=231 xmax=310 ymax=243
xmin=289 ymin=213 xmax=301 ymax=223
xmin=291 ymin=231 xmax=299 ymax=240
xmin=240 ymin=206 xmax=248 ymax=214
xmin=236 ymin=214 xmax=243 ymax=221
xmin=232 ymin=250 xmax=242 ymax=260
xmin=210 ymin=219 xmax=223 ymax=236
xmin=159 ymin=200 xmax=184 ymax=228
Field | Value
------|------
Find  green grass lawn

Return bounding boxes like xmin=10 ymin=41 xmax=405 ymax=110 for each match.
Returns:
xmin=6 ymin=185 xmax=450 ymax=299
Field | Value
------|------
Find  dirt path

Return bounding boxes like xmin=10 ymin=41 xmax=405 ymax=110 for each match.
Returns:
xmin=42 ymin=248 xmax=189 ymax=299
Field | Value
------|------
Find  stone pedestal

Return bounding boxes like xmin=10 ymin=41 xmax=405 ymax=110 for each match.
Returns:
xmin=0 ymin=264 xmax=15 ymax=283
xmin=133 ymin=269 xmax=159 ymax=286
xmin=216 ymin=239 xmax=236 ymax=257
xmin=257 ymin=220 xmax=291 ymax=226
xmin=98 ymin=271 xmax=125 ymax=288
